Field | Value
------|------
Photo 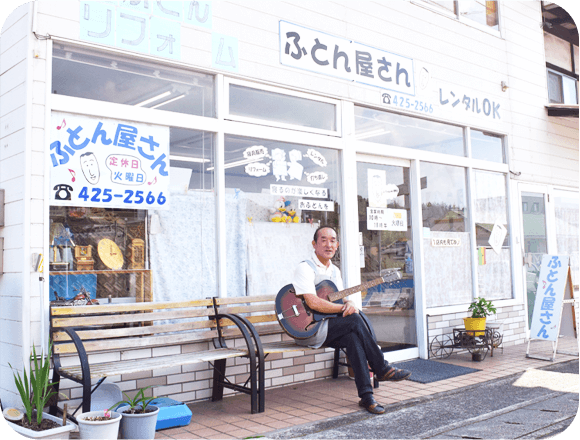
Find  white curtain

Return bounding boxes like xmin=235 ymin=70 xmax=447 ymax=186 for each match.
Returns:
xmin=149 ymin=191 xmax=247 ymax=301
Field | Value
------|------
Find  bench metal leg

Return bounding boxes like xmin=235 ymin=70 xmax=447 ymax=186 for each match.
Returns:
xmin=212 ymin=359 xmax=227 ymax=403
xmin=49 ymin=368 xmax=61 ymax=417
xmin=333 ymin=348 xmax=341 ymax=379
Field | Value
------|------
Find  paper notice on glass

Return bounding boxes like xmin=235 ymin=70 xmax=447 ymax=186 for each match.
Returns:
xmin=367 ymin=208 xmax=407 ymax=231
xmin=368 ymin=169 xmax=399 ymax=208
xmin=488 ymin=220 xmax=508 ymax=255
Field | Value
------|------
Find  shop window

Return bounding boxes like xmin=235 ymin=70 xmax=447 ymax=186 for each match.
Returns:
xmin=148 ymin=128 xmax=217 ymax=302
xmin=49 ymin=207 xmax=151 ymax=303
xmin=52 ymin=44 xmax=214 ymax=117
xmin=354 ymin=106 xmax=465 ymax=157
xmin=421 ymin=163 xmax=472 ymax=307
xmin=554 ymin=190 xmax=579 ymax=289
xmin=224 ymin=135 xmax=342 ymax=297
xmin=547 ymin=69 xmax=578 ymax=104
xmin=48 ymin=127 xmax=216 ymax=305
xmin=227 ymin=81 xmax=338 ymax=134
xmin=473 ymin=170 xmax=512 ymax=300
xmin=470 ymin=130 xmax=504 ymax=163
xmin=415 ymin=0 xmax=499 ymax=31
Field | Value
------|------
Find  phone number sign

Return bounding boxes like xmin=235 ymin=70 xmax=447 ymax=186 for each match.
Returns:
xmin=50 ymin=112 xmax=170 ymax=209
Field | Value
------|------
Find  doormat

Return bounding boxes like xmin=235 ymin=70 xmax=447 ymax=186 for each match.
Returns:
xmin=392 ymin=358 xmax=481 ymax=384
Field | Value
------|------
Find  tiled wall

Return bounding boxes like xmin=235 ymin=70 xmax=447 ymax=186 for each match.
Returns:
xmin=427 ymin=304 xmax=528 ymax=356
xmin=57 ymin=332 xmax=347 ymax=411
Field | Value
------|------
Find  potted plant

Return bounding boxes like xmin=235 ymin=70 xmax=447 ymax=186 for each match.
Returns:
xmin=7 ymin=341 xmax=76 ymax=439
xmin=76 ymin=408 xmax=122 ymax=439
xmin=464 ymin=297 xmax=497 ymax=336
xmin=109 ymin=386 xmax=160 ymax=440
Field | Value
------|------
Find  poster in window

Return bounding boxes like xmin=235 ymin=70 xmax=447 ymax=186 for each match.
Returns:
xmin=49 ymin=112 xmax=170 ymax=209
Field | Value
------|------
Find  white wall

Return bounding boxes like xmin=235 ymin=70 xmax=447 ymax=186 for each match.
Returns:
xmin=501 ymin=2 xmax=578 ymax=188
xmin=0 ymin=2 xmax=31 ymax=407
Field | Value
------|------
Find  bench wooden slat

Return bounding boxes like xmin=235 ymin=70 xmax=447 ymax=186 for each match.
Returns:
xmin=221 ymin=322 xmax=283 ymax=338
xmin=218 ymin=303 xmax=274 ymax=314
xmin=214 ymin=295 xmax=275 ymax=305
xmin=50 ymin=299 xmax=214 ymax=316
xmin=261 ymin=341 xmax=315 ymax=353
xmin=53 ymin=319 xmax=218 ymax=342
xmin=52 ymin=307 xmax=215 ymax=328
xmin=54 ymin=329 xmax=220 ymax=354
xmin=58 ymin=349 xmax=248 ymax=381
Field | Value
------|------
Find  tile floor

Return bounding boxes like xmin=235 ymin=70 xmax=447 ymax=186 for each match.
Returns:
xmin=153 ymin=337 xmax=579 ymax=439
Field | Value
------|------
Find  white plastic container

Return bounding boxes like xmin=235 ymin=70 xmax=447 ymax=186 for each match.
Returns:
xmin=6 ymin=412 xmax=77 ymax=439
xmin=76 ymin=410 xmax=122 ymax=439
xmin=118 ymin=406 xmax=160 ymax=439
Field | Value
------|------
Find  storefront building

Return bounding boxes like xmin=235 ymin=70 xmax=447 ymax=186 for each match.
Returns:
xmin=1 ymin=1 xmax=578 ymax=409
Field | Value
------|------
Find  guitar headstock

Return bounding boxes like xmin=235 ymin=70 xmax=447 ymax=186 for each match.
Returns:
xmin=379 ymin=269 xmax=402 ymax=284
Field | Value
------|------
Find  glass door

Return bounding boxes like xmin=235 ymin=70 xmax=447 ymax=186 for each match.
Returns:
xmin=520 ymin=190 xmax=549 ymax=327
xmin=519 ymin=184 xmax=579 ymax=336
xmin=356 ymin=158 xmax=417 ymax=357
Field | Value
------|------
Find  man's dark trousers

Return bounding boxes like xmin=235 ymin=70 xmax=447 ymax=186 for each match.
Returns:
xmin=324 ymin=313 xmax=388 ymax=398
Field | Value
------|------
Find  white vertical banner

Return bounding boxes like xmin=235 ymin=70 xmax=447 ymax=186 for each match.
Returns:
xmin=529 ymin=255 xmax=570 ymax=342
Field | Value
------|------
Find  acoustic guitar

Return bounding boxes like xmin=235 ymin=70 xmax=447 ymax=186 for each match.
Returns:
xmin=275 ymin=269 xmax=402 ymax=339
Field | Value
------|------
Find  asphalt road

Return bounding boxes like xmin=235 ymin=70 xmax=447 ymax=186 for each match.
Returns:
xmin=267 ymin=359 xmax=579 ymax=439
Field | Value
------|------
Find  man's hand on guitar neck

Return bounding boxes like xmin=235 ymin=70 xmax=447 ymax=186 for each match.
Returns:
xmin=303 ymin=294 xmax=359 ymax=317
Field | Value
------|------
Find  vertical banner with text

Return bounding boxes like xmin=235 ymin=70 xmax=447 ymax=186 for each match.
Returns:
xmin=529 ymin=255 xmax=570 ymax=342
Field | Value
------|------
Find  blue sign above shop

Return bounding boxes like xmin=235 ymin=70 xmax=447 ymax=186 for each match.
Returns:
xmin=79 ymin=1 xmax=213 ymax=61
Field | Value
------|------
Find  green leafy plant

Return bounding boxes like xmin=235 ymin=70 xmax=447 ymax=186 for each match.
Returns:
xmin=468 ymin=297 xmax=497 ymax=318
xmin=109 ymin=386 xmax=157 ymax=414
xmin=9 ymin=341 xmax=58 ymax=426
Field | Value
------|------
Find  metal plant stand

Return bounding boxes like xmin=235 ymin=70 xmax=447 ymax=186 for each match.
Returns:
xmin=430 ymin=327 xmax=503 ymax=360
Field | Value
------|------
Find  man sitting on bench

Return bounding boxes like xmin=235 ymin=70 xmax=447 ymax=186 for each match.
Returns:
xmin=291 ymin=225 xmax=411 ymax=414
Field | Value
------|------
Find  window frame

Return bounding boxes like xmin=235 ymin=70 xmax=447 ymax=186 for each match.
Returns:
xmin=224 ymin=77 xmax=342 ymax=137
xmin=411 ymin=0 xmax=502 ymax=37
xmin=51 ymin=40 xmax=217 ymax=119
xmin=547 ymin=68 xmax=579 ymax=104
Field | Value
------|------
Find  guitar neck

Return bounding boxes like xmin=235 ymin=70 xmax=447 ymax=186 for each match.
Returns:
xmin=327 ymin=276 xmax=394 ymax=303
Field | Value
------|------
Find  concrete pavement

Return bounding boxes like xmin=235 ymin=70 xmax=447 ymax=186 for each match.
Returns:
xmin=265 ymin=360 xmax=579 ymax=439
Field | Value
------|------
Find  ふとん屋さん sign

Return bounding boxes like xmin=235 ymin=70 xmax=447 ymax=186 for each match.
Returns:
xmin=529 ymin=255 xmax=570 ymax=342
xmin=280 ymin=21 xmax=415 ymax=96
xmin=50 ymin=112 xmax=170 ymax=209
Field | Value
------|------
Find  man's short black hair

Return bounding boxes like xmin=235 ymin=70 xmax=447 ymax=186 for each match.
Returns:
xmin=313 ymin=225 xmax=338 ymax=242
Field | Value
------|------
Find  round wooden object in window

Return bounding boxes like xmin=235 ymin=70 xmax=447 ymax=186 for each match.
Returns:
xmin=98 ymin=239 xmax=123 ymax=270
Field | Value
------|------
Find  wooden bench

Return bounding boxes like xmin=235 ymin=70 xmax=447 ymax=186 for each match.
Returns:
xmin=49 ymin=299 xmax=264 ymax=418
xmin=213 ymin=294 xmax=379 ymax=412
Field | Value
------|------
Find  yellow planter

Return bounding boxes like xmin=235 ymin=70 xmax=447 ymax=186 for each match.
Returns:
xmin=463 ymin=317 xmax=486 ymax=336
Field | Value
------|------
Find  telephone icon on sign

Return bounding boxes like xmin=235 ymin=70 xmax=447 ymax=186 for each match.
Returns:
xmin=382 ymin=93 xmax=391 ymax=105
xmin=54 ymin=184 xmax=73 ymax=201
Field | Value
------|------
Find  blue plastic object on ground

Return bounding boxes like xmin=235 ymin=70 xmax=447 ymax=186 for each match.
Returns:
xmin=149 ymin=398 xmax=192 ymax=430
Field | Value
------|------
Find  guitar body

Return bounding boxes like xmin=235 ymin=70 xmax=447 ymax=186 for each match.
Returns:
xmin=275 ymin=280 xmax=342 ymax=339
xmin=275 ymin=269 xmax=402 ymax=340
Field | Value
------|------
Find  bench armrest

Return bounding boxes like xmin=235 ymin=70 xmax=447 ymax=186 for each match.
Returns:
xmin=54 ymin=327 xmax=92 ymax=384
xmin=215 ymin=313 xmax=262 ymax=365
